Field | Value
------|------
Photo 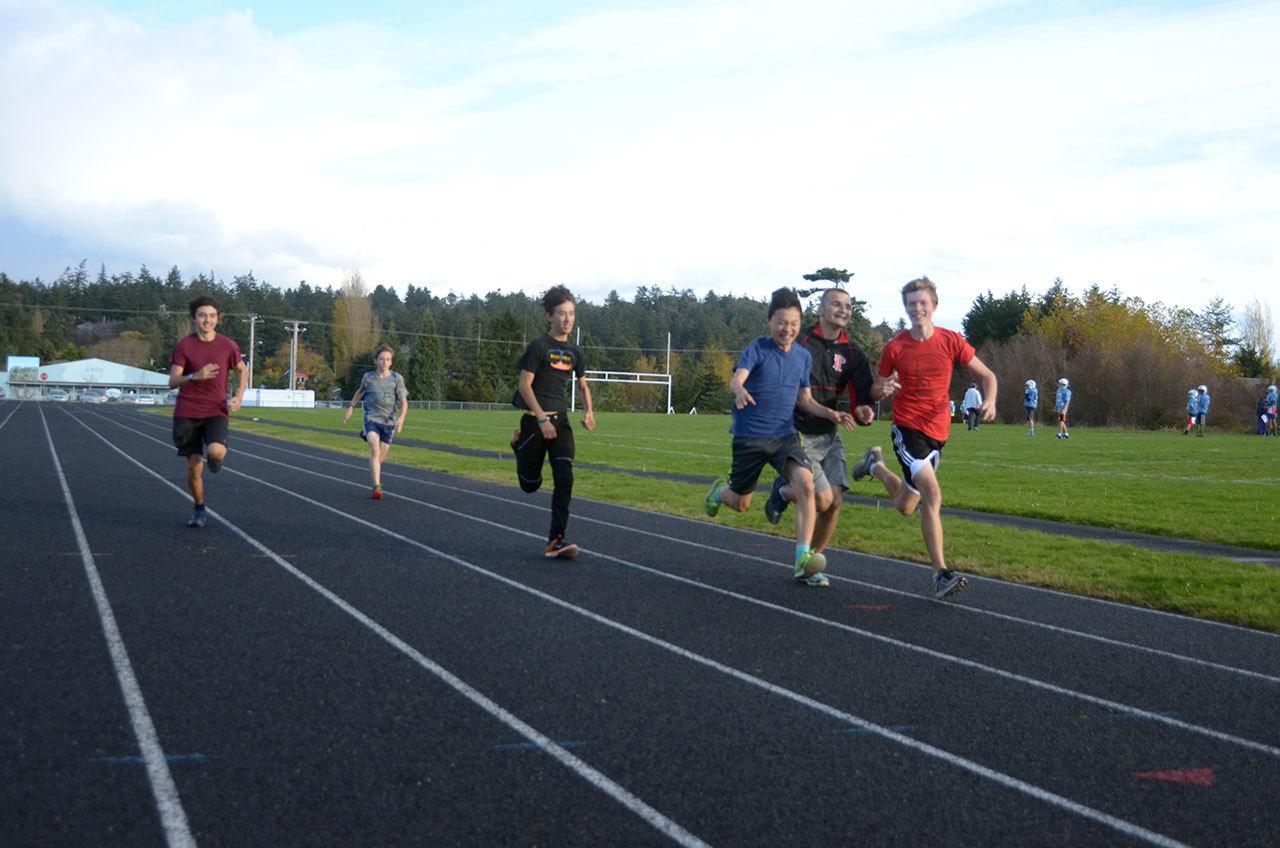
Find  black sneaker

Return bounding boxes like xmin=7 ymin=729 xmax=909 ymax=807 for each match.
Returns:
xmin=932 ymin=569 xmax=968 ymax=600
xmin=186 ymin=508 xmax=206 ymax=529
xmin=764 ymin=474 xmax=788 ymax=525
xmin=208 ymin=457 xmax=222 ymax=473
xmin=545 ymin=536 xmax=579 ymax=559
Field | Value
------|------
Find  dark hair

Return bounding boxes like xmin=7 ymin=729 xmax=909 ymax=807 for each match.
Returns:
xmin=767 ymin=287 xmax=802 ymax=319
xmin=374 ymin=344 xmax=393 ymax=358
xmin=542 ymin=285 xmax=575 ymax=314
xmin=188 ymin=295 xmax=220 ymax=317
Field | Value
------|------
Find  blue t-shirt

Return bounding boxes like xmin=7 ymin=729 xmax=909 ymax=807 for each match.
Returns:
xmin=1197 ymin=392 xmax=1210 ymax=414
xmin=1055 ymin=387 xmax=1071 ymax=412
xmin=730 ymin=337 xmax=812 ymax=438
xmin=1186 ymin=395 xmax=1198 ymax=415
xmin=1024 ymin=387 xmax=1038 ymax=408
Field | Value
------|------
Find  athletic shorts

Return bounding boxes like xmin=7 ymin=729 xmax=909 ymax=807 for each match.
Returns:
xmin=1057 ymin=411 xmax=1069 ymax=423
xmin=889 ymin=424 xmax=945 ymax=496
xmin=361 ymin=420 xmax=395 ymax=445
xmin=797 ymin=431 xmax=847 ymax=494
xmin=728 ymin=435 xmax=808 ymax=496
xmin=173 ymin=416 xmax=229 ymax=457
xmin=1194 ymin=413 xmax=1205 ymax=426
xmin=1025 ymin=407 xmax=1036 ymax=421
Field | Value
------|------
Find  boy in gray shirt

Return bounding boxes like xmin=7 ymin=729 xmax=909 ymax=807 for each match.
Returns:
xmin=343 ymin=344 xmax=409 ymax=498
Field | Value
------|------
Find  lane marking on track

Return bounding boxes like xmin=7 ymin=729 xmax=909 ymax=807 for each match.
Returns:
xmin=58 ymin=407 xmax=711 ymax=848
xmin=39 ymin=407 xmax=196 ymax=848
xmin=102 ymin=411 xmax=1280 ymax=758
xmin=0 ymin=400 xmax=23 ymax=433
xmin=76 ymin=411 xmax=1198 ymax=848
xmin=176 ymin=421 xmax=1280 ymax=680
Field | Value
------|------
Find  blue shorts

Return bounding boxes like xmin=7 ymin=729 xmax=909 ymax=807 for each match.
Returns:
xmin=361 ymin=420 xmax=394 ymax=445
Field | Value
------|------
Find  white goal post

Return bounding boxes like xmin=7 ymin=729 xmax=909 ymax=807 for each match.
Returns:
xmin=571 ymin=331 xmax=676 ymax=413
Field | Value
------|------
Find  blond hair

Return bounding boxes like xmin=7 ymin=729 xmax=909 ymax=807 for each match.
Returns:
xmin=901 ymin=276 xmax=938 ymax=306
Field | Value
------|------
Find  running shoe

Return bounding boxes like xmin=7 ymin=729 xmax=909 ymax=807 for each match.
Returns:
xmin=371 ymin=485 xmax=383 ymax=500
xmin=704 ymin=477 xmax=726 ymax=517
xmin=851 ymin=445 xmax=882 ymax=482
xmin=932 ymin=569 xmax=968 ymax=600
xmin=795 ymin=571 xmax=830 ymax=587
xmin=793 ymin=549 xmax=827 ymax=580
xmin=764 ymin=474 xmax=788 ymax=525
xmin=545 ymin=536 xmax=579 ymax=559
xmin=186 ymin=509 xmax=206 ymax=528
xmin=207 ymin=457 xmax=222 ymax=473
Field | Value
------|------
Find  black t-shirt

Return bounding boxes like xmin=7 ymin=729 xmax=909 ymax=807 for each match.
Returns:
xmin=793 ymin=324 xmax=873 ymax=435
xmin=512 ymin=335 xmax=586 ymax=414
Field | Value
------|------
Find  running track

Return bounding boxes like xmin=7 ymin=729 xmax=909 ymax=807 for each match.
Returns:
xmin=2 ymin=399 xmax=1278 ymax=847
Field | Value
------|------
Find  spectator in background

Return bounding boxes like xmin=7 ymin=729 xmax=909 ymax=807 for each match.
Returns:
xmin=1184 ymin=389 xmax=1198 ymax=435
xmin=1055 ymin=378 xmax=1072 ymax=439
xmin=1257 ymin=392 xmax=1271 ymax=436
xmin=1024 ymin=379 xmax=1039 ymax=436
xmin=962 ymin=382 xmax=982 ymax=431
xmin=1194 ymin=383 xmax=1210 ymax=437
xmin=1267 ymin=384 xmax=1277 ymax=435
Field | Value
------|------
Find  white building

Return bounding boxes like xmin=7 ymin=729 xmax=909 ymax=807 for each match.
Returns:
xmin=3 ymin=356 xmax=172 ymax=400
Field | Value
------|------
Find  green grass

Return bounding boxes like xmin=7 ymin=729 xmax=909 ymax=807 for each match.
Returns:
xmin=203 ymin=409 xmax=1280 ymax=632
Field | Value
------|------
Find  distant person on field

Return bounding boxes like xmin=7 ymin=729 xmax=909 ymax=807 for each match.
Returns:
xmin=1054 ymin=378 xmax=1072 ymax=439
xmin=962 ymin=382 xmax=982 ymax=431
xmin=1183 ymin=389 xmax=1198 ymax=435
xmin=343 ymin=344 xmax=408 ymax=499
xmin=1257 ymin=392 xmax=1271 ymax=436
xmin=849 ymin=276 xmax=998 ymax=600
xmin=704 ymin=287 xmax=856 ymax=587
xmin=1267 ymin=384 xmax=1277 ymax=435
xmin=168 ymin=295 xmax=247 ymax=528
xmin=510 ymin=285 xmax=596 ymax=559
xmin=1023 ymin=379 xmax=1039 ymax=436
xmin=763 ymin=287 xmax=899 ymax=578
xmin=1194 ymin=383 xmax=1210 ymax=437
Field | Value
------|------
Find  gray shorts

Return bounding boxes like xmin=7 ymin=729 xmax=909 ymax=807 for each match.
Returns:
xmin=798 ymin=431 xmax=848 ymax=495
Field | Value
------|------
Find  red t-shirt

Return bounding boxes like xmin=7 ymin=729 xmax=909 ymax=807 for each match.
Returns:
xmin=878 ymin=327 xmax=975 ymax=441
xmin=171 ymin=333 xmax=242 ymax=419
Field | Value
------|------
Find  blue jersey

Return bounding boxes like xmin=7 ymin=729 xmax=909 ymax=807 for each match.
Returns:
xmin=1023 ymin=387 xmax=1038 ymax=408
xmin=730 ymin=337 xmax=812 ymax=438
xmin=1055 ymin=387 xmax=1071 ymax=412
xmin=1186 ymin=395 xmax=1198 ymax=415
xmin=1196 ymin=392 xmax=1210 ymax=415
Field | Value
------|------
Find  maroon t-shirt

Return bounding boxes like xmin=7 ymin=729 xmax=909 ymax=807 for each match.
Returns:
xmin=170 ymin=333 xmax=242 ymax=419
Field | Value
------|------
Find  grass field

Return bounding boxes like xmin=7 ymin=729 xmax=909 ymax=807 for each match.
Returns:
xmin=199 ymin=407 xmax=1280 ymax=632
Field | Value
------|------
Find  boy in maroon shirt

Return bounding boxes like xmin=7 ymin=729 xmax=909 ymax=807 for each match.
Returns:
xmin=168 ymin=295 xmax=247 ymax=527
xmin=850 ymin=277 xmax=997 ymax=599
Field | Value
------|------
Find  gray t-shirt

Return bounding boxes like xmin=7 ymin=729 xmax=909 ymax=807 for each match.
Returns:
xmin=360 ymin=370 xmax=407 ymax=425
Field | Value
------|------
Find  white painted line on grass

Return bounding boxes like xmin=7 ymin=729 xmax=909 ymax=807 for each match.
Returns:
xmin=58 ymin=408 xmax=711 ymax=848
xmin=39 ymin=407 xmax=196 ymax=848
xmin=207 ymin=426 xmax=1280 ymax=682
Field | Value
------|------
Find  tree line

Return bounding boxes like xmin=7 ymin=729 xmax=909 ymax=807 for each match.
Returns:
xmin=2 ymin=262 xmax=1272 ymax=428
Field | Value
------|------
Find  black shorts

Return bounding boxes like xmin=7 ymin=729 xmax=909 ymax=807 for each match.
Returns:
xmin=1025 ymin=407 xmax=1036 ymax=421
xmin=889 ymin=424 xmax=945 ymax=495
xmin=728 ymin=435 xmax=808 ymax=495
xmin=173 ymin=416 xmax=229 ymax=457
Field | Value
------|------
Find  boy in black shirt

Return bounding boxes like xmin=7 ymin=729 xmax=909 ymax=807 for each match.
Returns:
xmin=511 ymin=286 xmax=596 ymax=558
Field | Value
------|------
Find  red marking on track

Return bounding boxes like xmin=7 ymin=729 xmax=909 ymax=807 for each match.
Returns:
xmin=1132 ymin=768 xmax=1214 ymax=786
xmin=845 ymin=604 xmax=891 ymax=611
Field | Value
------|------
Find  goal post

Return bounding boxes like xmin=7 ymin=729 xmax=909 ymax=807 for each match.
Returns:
xmin=572 ymin=369 xmax=674 ymax=414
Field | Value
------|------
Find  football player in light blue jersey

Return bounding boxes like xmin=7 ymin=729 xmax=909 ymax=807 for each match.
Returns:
xmin=1023 ymin=379 xmax=1039 ymax=436
xmin=1054 ymin=378 xmax=1072 ymax=439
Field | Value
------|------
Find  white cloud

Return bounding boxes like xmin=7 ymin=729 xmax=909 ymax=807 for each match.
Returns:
xmin=0 ymin=0 xmax=1276 ymax=337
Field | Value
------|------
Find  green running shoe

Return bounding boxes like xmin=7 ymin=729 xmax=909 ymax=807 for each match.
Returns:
xmin=793 ymin=549 xmax=827 ymax=579
xmin=704 ymin=477 xmax=726 ymax=517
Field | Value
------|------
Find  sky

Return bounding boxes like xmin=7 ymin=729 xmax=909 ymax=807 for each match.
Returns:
xmin=1 ymin=0 xmax=1278 ymax=333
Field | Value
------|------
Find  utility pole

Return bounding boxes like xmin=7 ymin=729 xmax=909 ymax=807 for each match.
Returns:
xmin=247 ymin=315 xmax=257 ymax=389
xmin=288 ymin=321 xmax=303 ymax=391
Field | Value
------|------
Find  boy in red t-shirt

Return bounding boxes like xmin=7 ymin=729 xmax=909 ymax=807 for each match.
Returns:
xmin=168 ymin=295 xmax=248 ymax=528
xmin=850 ymin=277 xmax=997 ymax=599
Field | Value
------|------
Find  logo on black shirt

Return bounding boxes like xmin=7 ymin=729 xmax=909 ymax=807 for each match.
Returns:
xmin=548 ymin=349 xmax=575 ymax=371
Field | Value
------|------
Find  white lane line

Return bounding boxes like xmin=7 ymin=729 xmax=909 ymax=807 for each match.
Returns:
xmin=39 ymin=408 xmax=196 ymax=848
xmin=76 ymin=411 xmax=1192 ymax=848
xmin=58 ymin=409 xmax=710 ymax=848
xmin=0 ymin=400 xmax=22 ymax=432
xmin=212 ymin=417 xmax=1280 ymax=641
xmin=190 ymin=425 xmax=1280 ymax=683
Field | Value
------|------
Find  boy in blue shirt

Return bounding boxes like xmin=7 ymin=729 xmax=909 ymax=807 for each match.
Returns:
xmin=1054 ymin=378 xmax=1072 ymax=439
xmin=704 ymin=288 xmax=855 ymax=586
xmin=1194 ymin=384 xmax=1210 ymax=437
xmin=1183 ymin=389 xmax=1198 ymax=434
xmin=1266 ymin=385 xmax=1277 ymax=435
xmin=1023 ymin=379 xmax=1038 ymax=436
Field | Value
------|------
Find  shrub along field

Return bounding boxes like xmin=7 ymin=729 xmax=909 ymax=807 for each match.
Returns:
xmin=212 ymin=408 xmax=1280 ymax=631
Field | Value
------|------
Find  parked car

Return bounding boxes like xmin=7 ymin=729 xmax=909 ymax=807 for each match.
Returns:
xmin=47 ymin=390 xmax=71 ymax=401
xmin=78 ymin=390 xmax=108 ymax=403
xmin=133 ymin=395 xmax=157 ymax=405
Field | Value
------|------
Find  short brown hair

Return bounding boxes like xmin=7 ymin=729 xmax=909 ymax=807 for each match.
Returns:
xmin=374 ymin=344 xmax=394 ymax=358
xmin=188 ymin=295 xmax=220 ymax=317
xmin=541 ymin=285 xmax=575 ymax=314
xmin=900 ymin=277 xmax=938 ymax=306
